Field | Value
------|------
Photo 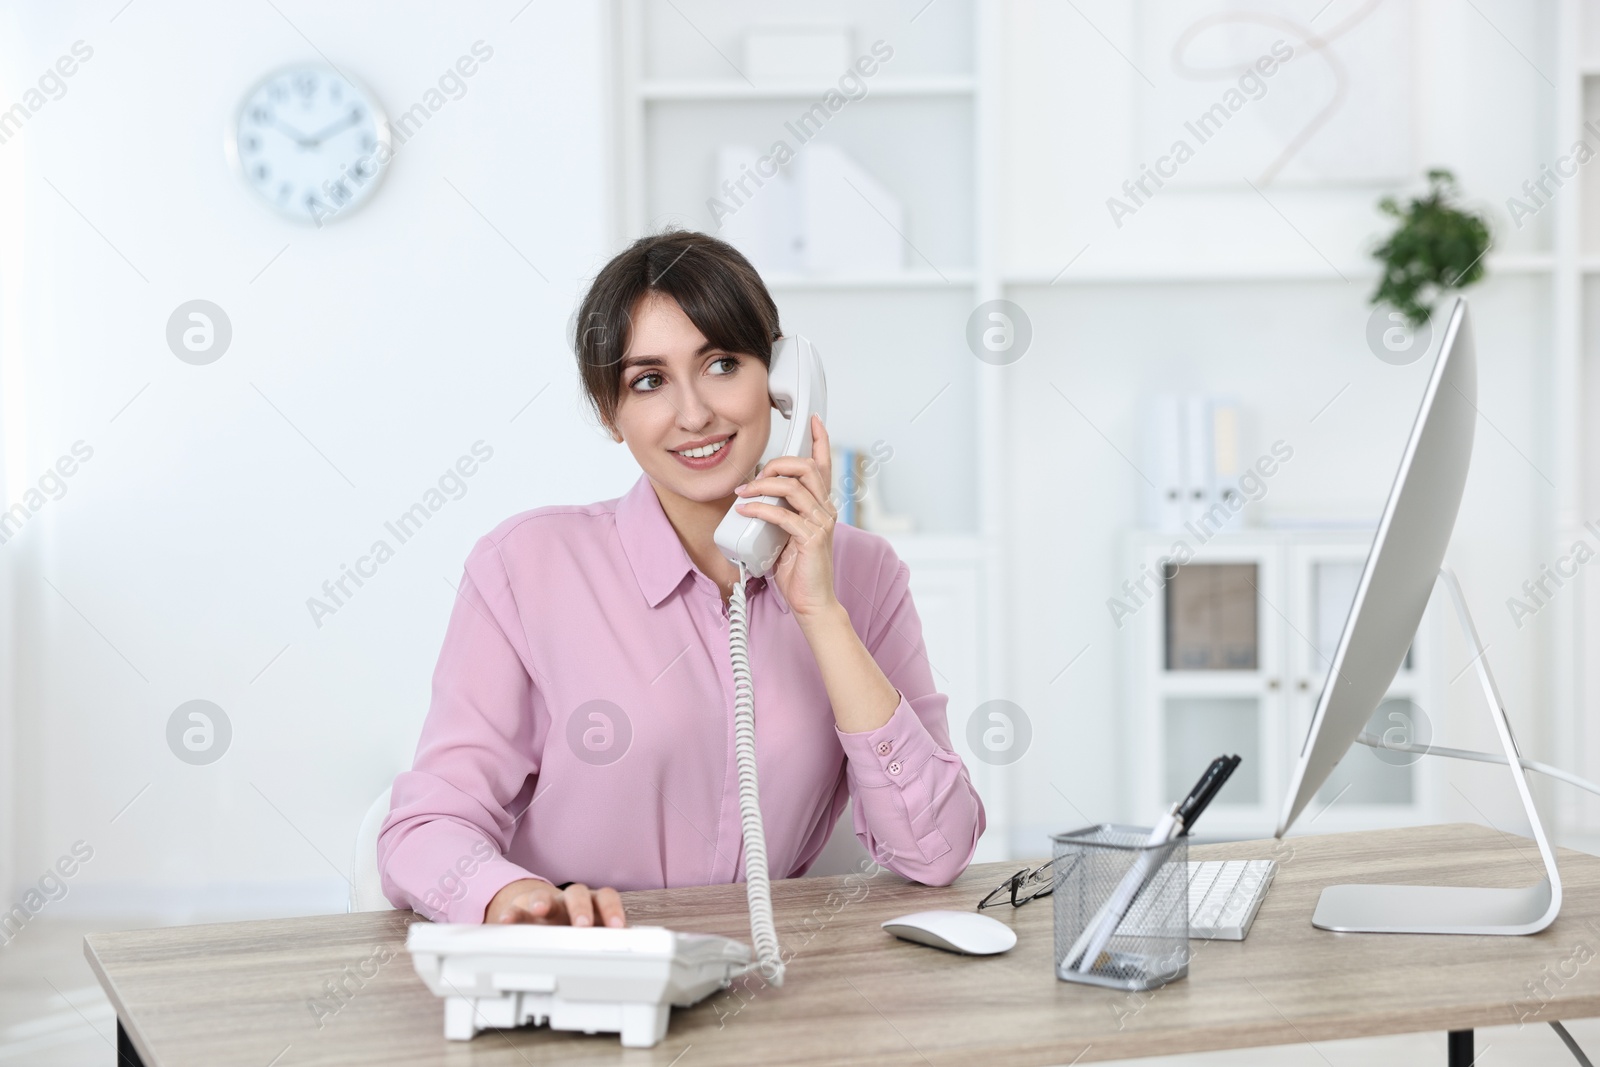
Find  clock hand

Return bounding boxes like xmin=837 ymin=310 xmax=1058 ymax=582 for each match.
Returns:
xmin=269 ymin=117 xmax=316 ymax=148
xmin=302 ymin=109 xmax=363 ymax=147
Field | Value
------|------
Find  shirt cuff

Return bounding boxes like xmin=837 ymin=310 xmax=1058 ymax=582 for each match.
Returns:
xmin=835 ymin=689 xmax=940 ymax=789
xmin=452 ymin=855 xmax=551 ymax=925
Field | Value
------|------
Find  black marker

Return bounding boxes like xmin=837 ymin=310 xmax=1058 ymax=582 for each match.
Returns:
xmin=1180 ymin=754 xmax=1241 ymax=835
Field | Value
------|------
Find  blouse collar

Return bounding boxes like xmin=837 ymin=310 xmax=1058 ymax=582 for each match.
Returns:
xmin=615 ymin=473 xmax=790 ymax=614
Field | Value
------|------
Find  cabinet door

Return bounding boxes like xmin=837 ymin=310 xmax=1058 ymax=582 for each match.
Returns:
xmin=1127 ymin=534 xmax=1287 ymax=837
xmin=1286 ymin=540 xmax=1433 ymax=827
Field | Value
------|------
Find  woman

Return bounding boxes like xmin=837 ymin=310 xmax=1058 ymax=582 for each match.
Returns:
xmin=377 ymin=229 xmax=985 ymax=929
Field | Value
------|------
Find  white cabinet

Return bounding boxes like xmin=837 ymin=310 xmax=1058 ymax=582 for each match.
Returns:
xmin=1122 ymin=530 xmax=1440 ymax=838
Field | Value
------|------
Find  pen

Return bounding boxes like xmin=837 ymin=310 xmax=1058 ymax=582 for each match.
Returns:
xmin=1069 ymin=754 xmax=1240 ymax=973
xmin=1071 ymin=833 xmax=1182 ymax=971
xmin=1175 ymin=755 xmax=1233 ymax=827
xmin=1180 ymin=755 xmax=1240 ymax=835
xmin=1061 ymin=802 xmax=1178 ymax=970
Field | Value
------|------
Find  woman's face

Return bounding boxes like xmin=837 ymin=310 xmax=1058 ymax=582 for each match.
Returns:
xmin=608 ymin=291 xmax=772 ymax=505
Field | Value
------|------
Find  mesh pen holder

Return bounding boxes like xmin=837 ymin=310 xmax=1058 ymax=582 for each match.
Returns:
xmin=1052 ymin=824 xmax=1189 ymax=992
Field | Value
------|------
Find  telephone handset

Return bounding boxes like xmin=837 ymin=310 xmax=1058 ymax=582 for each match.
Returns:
xmin=713 ymin=334 xmax=828 ymax=578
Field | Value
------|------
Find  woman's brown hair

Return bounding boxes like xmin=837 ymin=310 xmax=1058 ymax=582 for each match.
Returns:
xmin=573 ymin=229 xmax=781 ymax=431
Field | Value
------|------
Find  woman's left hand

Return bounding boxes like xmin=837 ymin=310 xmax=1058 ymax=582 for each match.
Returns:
xmin=733 ymin=412 xmax=840 ymax=624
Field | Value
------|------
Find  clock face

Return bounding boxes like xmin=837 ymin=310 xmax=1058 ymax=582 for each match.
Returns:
xmin=226 ymin=65 xmax=390 ymax=225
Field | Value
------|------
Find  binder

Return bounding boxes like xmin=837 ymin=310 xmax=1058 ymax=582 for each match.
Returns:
xmin=794 ymin=144 xmax=904 ymax=275
xmin=713 ymin=146 xmax=800 ymax=275
xmin=1209 ymin=396 xmax=1243 ymax=532
xmin=1183 ymin=394 xmax=1212 ymax=527
xmin=1145 ymin=393 xmax=1185 ymax=532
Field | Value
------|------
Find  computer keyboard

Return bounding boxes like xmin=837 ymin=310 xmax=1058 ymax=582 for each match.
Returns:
xmin=1186 ymin=859 xmax=1276 ymax=940
xmin=1117 ymin=858 xmax=1276 ymax=941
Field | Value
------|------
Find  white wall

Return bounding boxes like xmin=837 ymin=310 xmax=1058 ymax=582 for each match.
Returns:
xmin=0 ymin=0 xmax=621 ymax=918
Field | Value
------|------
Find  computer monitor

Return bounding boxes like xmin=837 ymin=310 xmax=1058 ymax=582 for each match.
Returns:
xmin=1276 ymin=297 xmax=1476 ymax=836
xmin=1274 ymin=297 xmax=1561 ymax=936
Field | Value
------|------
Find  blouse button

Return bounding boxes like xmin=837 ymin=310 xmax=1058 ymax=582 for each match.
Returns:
xmin=887 ymin=760 xmax=902 ymax=776
xmin=876 ymin=741 xmax=892 ymax=756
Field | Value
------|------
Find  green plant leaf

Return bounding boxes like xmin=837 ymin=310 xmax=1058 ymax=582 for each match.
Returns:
xmin=1369 ymin=168 xmax=1493 ymax=327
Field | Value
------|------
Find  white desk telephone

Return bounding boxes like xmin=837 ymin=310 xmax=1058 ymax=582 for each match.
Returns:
xmin=408 ymin=335 xmax=829 ymax=1047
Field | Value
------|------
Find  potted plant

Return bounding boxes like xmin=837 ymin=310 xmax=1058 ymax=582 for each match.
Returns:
xmin=1371 ymin=169 xmax=1493 ymax=327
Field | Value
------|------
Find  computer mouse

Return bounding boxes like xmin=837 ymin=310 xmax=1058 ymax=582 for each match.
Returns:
xmin=880 ymin=910 xmax=1017 ymax=955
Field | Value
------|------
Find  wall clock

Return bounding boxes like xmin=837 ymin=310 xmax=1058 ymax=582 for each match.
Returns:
xmin=225 ymin=64 xmax=390 ymax=225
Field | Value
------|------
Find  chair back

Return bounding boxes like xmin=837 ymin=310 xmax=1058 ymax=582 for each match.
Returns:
xmin=350 ymin=786 xmax=396 ymax=912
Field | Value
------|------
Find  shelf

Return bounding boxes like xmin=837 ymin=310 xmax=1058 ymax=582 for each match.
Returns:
xmin=764 ymin=270 xmax=976 ymax=289
xmin=1538 ymin=255 xmax=1600 ymax=274
xmin=1496 ymin=253 xmax=1559 ymax=272
xmin=637 ymin=76 xmax=977 ymax=101
xmin=1002 ymin=252 xmax=1556 ymax=287
xmin=1152 ymin=671 xmax=1273 ymax=687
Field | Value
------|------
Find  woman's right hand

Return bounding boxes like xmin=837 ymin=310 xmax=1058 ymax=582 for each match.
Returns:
xmin=483 ymin=877 xmax=627 ymax=928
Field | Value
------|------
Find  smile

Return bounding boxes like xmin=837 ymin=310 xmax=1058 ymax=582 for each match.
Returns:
xmin=673 ymin=438 xmax=728 ymax=458
xmin=669 ymin=432 xmax=735 ymax=470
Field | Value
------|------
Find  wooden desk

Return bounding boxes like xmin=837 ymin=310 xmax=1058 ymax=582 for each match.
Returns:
xmin=86 ymin=823 xmax=1600 ymax=1066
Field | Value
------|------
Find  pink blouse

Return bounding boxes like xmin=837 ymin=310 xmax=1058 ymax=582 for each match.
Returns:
xmin=378 ymin=473 xmax=986 ymax=923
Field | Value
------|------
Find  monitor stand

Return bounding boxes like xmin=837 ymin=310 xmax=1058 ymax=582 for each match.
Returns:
xmin=1310 ymin=565 xmax=1563 ymax=935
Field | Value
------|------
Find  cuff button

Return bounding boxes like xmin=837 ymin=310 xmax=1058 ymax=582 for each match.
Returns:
xmin=887 ymin=760 xmax=902 ymax=776
xmin=876 ymin=741 xmax=892 ymax=756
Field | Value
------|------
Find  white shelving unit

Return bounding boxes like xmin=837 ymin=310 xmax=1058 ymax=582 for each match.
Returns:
xmin=1122 ymin=530 xmax=1441 ymax=839
xmin=609 ymin=0 xmax=1010 ymax=860
xmin=1013 ymin=8 xmax=1587 ymax=848
xmin=637 ymin=76 xmax=978 ymax=100
xmin=762 ymin=271 xmax=978 ymax=290
xmin=1556 ymin=0 xmax=1589 ymax=832
xmin=1555 ymin=0 xmax=1600 ymax=839
xmin=999 ymin=252 xmax=1558 ymax=288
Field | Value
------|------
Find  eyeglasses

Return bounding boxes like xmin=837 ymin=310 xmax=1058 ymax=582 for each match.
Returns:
xmin=977 ymin=859 xmax=1056 ymax=910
